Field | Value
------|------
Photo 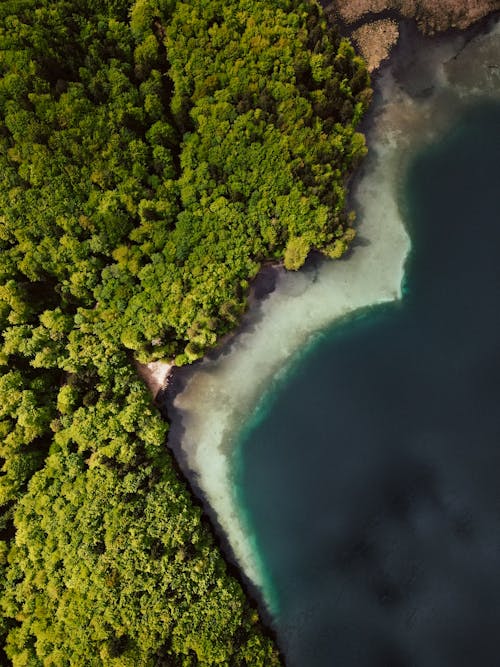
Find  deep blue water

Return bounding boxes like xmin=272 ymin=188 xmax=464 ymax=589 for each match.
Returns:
xmin=235 ymin=101 xmax=500 ymax=666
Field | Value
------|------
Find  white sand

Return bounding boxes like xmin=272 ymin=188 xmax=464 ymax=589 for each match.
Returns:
xmin=167 ymin=19 xmax=500 ymax=609
xmin=136 ymin=360 xmax=173 ymax=398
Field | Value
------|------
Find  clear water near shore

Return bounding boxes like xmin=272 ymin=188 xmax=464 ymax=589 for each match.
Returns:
xmin=236 ymin=98 xmax=500 ymax=665
xmin=166 ymin=17 xmax=500 ymax=662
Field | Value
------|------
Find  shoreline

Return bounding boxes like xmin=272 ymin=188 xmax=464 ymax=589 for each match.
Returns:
xmin=160 ymin=54 xmax=415 ymax=607
xmin=155 ymin=8 xmax=500 ymax=622
xmin=322 ymin=1 xmax=500 ymax=72
xmin=144 ymin=9 xmax=500 ymax=402
xmin=325 ymin=0 xmax=499 ymax=33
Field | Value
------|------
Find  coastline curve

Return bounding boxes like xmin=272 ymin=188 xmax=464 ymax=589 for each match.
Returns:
xmin=162 ymin=16 xmax=500 ymax=610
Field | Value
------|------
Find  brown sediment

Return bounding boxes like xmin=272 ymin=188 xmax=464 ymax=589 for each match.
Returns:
xmin=326 ymin=0 xmax=500 ymax=33
xmin=323 ymin=0 xmax=499 ymax=72
xmin=352 ymin=19 xmax=400 ymax=71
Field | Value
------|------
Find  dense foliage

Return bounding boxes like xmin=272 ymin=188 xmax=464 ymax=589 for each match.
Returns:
xmin=3 ymin=377 xmax=281 ymax=665
xmin=0 ymin=0 xmax=370 ymax=663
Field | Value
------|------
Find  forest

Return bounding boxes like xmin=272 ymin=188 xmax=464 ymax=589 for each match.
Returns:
xmin=0 ymin=0 xmax=370 ymax=664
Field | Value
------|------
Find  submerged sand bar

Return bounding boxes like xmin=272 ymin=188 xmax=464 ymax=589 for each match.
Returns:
xmin=165 ymin=19 xmax=500 ymax=604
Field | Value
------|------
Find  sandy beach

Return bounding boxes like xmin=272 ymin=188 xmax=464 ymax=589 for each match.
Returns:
xmin=136 ymin=359 xmax=173 ymax=398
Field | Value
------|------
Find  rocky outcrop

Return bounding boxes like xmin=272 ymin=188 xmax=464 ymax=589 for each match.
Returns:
xmin=324 ymin=0 xmax=500 ymax=70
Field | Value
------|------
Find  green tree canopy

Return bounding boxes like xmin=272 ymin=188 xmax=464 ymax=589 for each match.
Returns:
xmin=0 ymin=0 xmax=371 ymax=662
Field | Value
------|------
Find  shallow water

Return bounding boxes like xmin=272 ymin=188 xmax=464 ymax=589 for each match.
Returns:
xmin=236 ymin=100 xmax=500 ymax=666
xmin=166 ymin=15 xmax=500 ymax=633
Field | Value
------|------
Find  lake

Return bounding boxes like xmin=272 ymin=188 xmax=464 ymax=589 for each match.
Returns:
xmin=235 ymin=100 xmax=500 ymax=666
xmin=165 ymin=17 xmax=500 ymax=666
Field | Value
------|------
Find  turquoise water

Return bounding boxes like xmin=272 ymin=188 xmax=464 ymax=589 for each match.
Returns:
xmin=235 ymin=101 xmax=500 ymax=666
